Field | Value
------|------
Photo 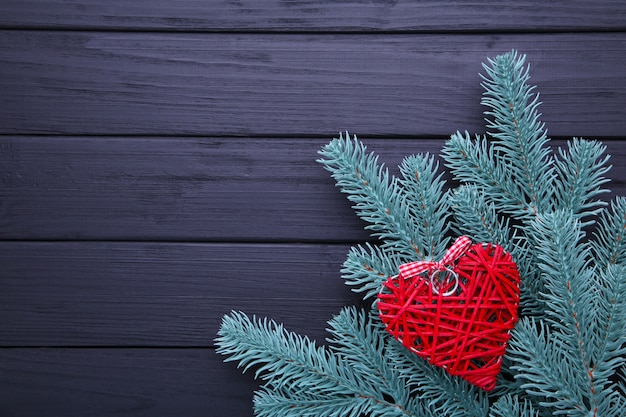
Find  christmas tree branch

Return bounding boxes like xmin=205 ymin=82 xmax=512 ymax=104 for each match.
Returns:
xmin=515 ymin=212 xmax=626 ymax=416
xmin=442 ymin=131 xmax=533 ymax=218
xmin=217 ymin=311 xmax=363 ymax=395
xmin=449 ymin=184 xmax=513 ymax=247
xmin=489 ymin=395 xmax=539 ymax=417
xmin=593 ymin=196 xmax=626 ymax=267
xmin=533 ymin=211 xmax=592 ymax=310
xmin=592 ymin=264 xmax=626 ymax=411
xmin=326 ymin=308 xmax=413 ymax=409
xmin=554 ymin=138 xmax=611 ymax=225
xmin=388 ymin=341 xmax=489 ymax=417
xmin=253 ymin=387 xmax=384 ymax=417
xmin=528 ymin=212 xmax=598 ymax=380
xmin=341 ymin=243 xmax=399 ymax=300
xmin=398 ymin=153 xmax=451 ymax=258
xmin=481 ymin=51 xmax=554 ymax=216
xmin=508 ymin=318 xmax=592 ymax=415
xmin=216 ymin=310 xmax=423 ymax=417
xmin=318 ymin=132 xmax=421 ymax=258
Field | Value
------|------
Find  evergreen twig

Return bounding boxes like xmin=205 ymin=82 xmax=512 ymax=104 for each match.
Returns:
xmin=216 ymin=50 xmax=625 ymax=417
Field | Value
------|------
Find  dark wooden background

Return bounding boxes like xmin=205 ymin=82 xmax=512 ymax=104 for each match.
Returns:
xmin=1 ymin=1 xmax=625 ymax=416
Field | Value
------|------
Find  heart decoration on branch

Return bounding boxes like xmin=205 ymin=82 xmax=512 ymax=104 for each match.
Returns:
xmin=377 ymin=236 xmax=520 ymax=391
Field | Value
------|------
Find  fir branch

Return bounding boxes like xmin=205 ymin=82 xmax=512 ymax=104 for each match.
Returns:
xmin=442 ymin=131 xmax=534 ymax=219
xmin=594 ymin=265 xmax=626 ymax=369
xmin=387 ymin=340 xmax=489 ymax=417
xmin=253 ymin=387 xmax=384 ymax=417
xmin=527 ymin=212 xmax=598 ymax=380
xmin=508 ymin=318 xmax=595 ymax=416
xmin=553 ymin=138 xmax=611 ymax=225
xmin=449 ymin=184 xmax=513 ymax=247
xmin=490 ymin=357 xmax=527 ymax=401
xmin=510 ymin=318 xmax=626 ymax=417
xmin=219 ymin=50 xmax=626 ymax=417
xmin=593 ymin=196 xmax=626 ymax=267
xmin=325 ymin=308 xmax=388 ymax=380
xmin=489 ymin=395 xmax=539 ymax=417
xmin=443 ymin=51 xmax=558 ymax=220
xmin=480 ymin=50 xmax=554 ymax=215
xmin=217 ymin=311 xmax=362 ymax=395
xmin=619 ymin=365 xmax=626 ymax=397
xmin=341 ymin=243 xmax=402 ymax=300
xmin=216 ymin=311 xmax=421 ymax=417
xmin=590 ymin=264 xmax=626 ymax=415
xmin=326 ymin=308 xmax=413 ymax=411
xmin=518 ymin=212 xmax=626 ymax=416
xmin=253 ymin=387 xmax=441 ymax=417
xmin=318 ymin=132 xmax=421 ymax=258
xmin=511 ymin=237 xmax=548 ymax=319
xmin=398 ymin=153 xmax=451 ymax=258
xmin=449 ymin=184 xmax=547 ymax=317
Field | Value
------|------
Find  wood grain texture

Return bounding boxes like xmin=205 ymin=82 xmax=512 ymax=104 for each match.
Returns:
xmin=1 ymin=137 xmax=625 ymax=241
xmin=1 ymin=31 xmax=625 ymax=136
xmin=0 ymin=242 xmax=358 ymax=346
xmin=1 ymin=1 xmax=625 ymax=32
xmin=2 ymin=1 xmax=626 ymax=415
xmin=0 ymin=136 xmax=430 ymax=241
xmin=0 ymin=348 xmax=258 ymax=417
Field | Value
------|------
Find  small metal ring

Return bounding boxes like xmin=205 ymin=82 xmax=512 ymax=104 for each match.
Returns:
xmin=430 ymin=268 xmax=459 ymax=296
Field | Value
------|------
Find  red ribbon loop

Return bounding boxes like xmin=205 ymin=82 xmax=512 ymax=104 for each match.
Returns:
xmin=398 ymin=236 xmax=472 ymax=279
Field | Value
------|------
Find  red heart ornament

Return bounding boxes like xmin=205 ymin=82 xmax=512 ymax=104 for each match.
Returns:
xmin=377 ymin=238 xmax=520 ymax=391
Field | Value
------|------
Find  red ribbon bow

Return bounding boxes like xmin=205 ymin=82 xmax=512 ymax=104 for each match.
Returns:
xmin=398 ymin=235 xmax=472 ymax=279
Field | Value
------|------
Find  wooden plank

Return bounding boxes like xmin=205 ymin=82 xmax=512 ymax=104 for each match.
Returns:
xmin=2 ymin=137 xmax=625 ymax=241
xmin=1 ymin=32 xmax=625 ymax=137
xmin=0 ymin=136 xmax=424 ymax=241
xmin=0 ymin=347 xmax=258 ymax=417
xmin=0 ymin=242 xmax=358 ymax=346
xmin=1 ymin=1 xmax=625 ymax=32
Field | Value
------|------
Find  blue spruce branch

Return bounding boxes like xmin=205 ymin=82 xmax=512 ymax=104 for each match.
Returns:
xmin=442 ymin=131 xmax=534 ymax=219
xmin=326 ymin=308 xmax=412 ymax=408
xmin=341 ymin=243 xmax=400 ymax=300
xmin=527 ymin=212 xmax=597 ymax=362
xmin=387 ymin=340 xmax=489 ymax=417
xmin=253 ymin=386 xmax=389 ymax=417
xmin=480 ymin=51 xmax=554 ymax=216
xmin=317 ymin=132 xmax=421 ymax=259
xmin=217 ymin=50 xmax=624 ymax=417
xmin=216 ymin=310 xmax=426 ymax=417
xmin=593 ymin=196 xmax=626 ymax=267
xmin=512 ymin=212 xmax=626 ymax=416
xmin=508 ymin=318 xmax=592 ymax=415
xmin=398 ymin=153 xmax=452 ymax=259
xmin=489 ymin=395 xmax=539 ymax=417
xmin=449 ymin=184 xmax=514 ymax=247
xmin=591 ymin=264 xmax=626 ymax=412
xmin=553 ymin=138 xmax=611 ymax=226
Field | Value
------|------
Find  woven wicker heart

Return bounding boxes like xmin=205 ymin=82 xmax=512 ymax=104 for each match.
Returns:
xmin=377 ymin=240 xmax=520 ymax=391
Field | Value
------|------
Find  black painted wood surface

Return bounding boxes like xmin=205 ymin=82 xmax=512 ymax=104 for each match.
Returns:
xmin=1 ymin=2 xmax=625 ymax=416
xmin=1 ymin=0 xmax=625 ymax=32
xmin=0 ymin=242 xmax=354 ymax=346
xmin=1 ymin=32 xmax=625 ymax=136
xmin=0 ymin=348 xmax=259 ymax=417
xmin=1 ymin=137 xmax=625 ymax=242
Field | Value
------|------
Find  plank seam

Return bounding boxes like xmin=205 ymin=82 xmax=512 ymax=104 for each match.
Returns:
xmin=1 ymin=26 xmax=625 ymax=35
